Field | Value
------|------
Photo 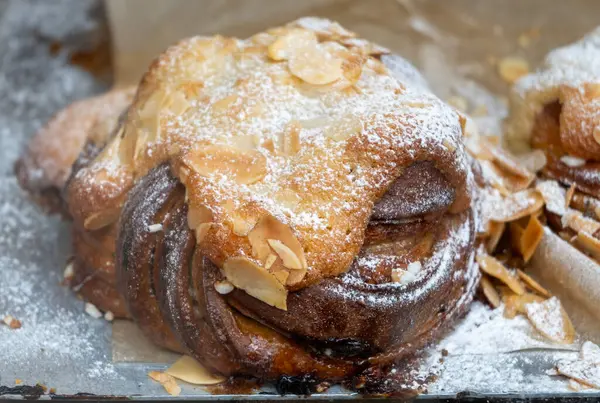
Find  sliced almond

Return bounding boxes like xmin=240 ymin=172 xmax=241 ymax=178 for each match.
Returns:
xmin=504 ymin=292 xmax=545 ymax=318
xmin=556 ymin=360 xmax=600 ymax=389
xmin=267 ymin=29 xmax=318 ymax=61
xmin=487 ymin=143 xmax=535 ymax=179
xmin=575 ymin=231 xmax=600 ymax=261
xmin=480 ymin=276 xmax=501 ymax=308
xmin=166 ymin=355 xmax=225 ymax=385
xmin=520 ymin=215 xmax=544 ymax=263
xmin=222 ymin=256 xmax=288 ymax=310
xmin=214 ymin=280 xmax=234 ymax=295
xmin=517 ymin=149 xmax=547 ymax=173
xmin=562 ymin=209 xmax=600 ymax=234
xmin=486 ymin=221 xmax=505 ymax=253
xmin=581 ymin=341 xmax=600 ymax=363
xmin=289 ymin=45 xmax=343 ymax=85
xmin=293 ymin=17 xmax=355 ymax=40
xmin=282 ymin=121 xmax=301 ymax=155
xmin=476 ymin=254 xmax=525 ymax=295
xmin=184 ymin=145 xmax=267 ymax=185
xmin=498 ymin=56 xmax=529 ymax=84
xmin=267 ymin=239 xmax=303 ymax=270
xmin=560 ymin=155 xmax=586 ymax=168
xmin=264 ymin=254 xmax=278 ymax=270
xmin=272 ymin=268 xmax=290 ymax=286
xmin=340 ymin=37 xmax=390 ymax=56
xmin=526 ymin=297 xmax=575 ymax=344
xmin=565 ymin=183 xmax=576 ymax=209
xmin=517 ymin=269 xmax=550 ymax=297
xmin=489 ymin=189 xmax=545 ymax=222
xmin=536 ymin=180 xmax=567 ymax=216
xmin=148 ymin=371 xmax=181 ymax=396
xmin=248 ymin=215 xmax=307 ymax=268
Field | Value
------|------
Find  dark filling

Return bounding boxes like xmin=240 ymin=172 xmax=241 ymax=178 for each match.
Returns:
xmin=371 ymin=161 xmax=455 ymax=222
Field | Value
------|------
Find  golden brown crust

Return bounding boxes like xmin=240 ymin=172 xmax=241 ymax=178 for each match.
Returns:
xmin=66 ymin=18 xmax=472 ymax=299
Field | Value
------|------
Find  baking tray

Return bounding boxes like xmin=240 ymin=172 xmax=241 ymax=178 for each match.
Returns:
xmin=1 ymin=0 xmax=600 ymax=400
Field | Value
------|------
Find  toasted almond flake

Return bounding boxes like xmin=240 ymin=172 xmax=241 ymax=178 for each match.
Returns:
xmin=3 ymin=315 xmax=22 ymax=329
xmin=480 ymin=276 xmax=501 ymax=308
xmin=282 ymin=121 xmax=301 ymax=155
xmin=488 ymin=143 xmax=534 ymax=179
xmin=556 ymin=360 xmax=600 ymax=389
xmin=581 ymin=341 xmax=600 ymax=363
xmin=15 ymin=379 xmax=22 ymax=385
xmin=184 ymin=145 xmax=268 ymax=185
xmin=63 ymin=262 xmax=75 ymax=280
xmin=465 ymin=137 xmax=495 ymax=160
xmin=289 ymin=46 xmax=343 ymax=85
xmin=399 ymin=271 xmax=417 ymax=284
xmin=293 ymin=17 xmax=355 ymax=40
xmin=148 ymin=223 xmax=163 ymax=233
xmin=390 ymin=268 xmax=404 ymax=283
xmin=104 ymin=311 xmax=114 ymax=322
xmin=517 ymin=149 xmax=547 ymax=173
xmin=567 ymin=378 xmax=592 ymax=391
xmin=166 ymin=355 xmax=225 ymax=385
xmin=476 ymin=254 xmax=525 ymax=295
xmin=520 ymin=215 xmax=544 ymax=263
xmin=489 ymin=189 xmax=545 ymax=222
xmin=407 ymin=261 xmax=422 ymax=274
xmin=264 ymin=254 xmax=277 ymax=269
xmin=575 ymin=231 xmax=600 ymax=261
xmin=148 ymin=371 xmax=181 ymax=396
xmin=486 ymin=221 xmax=505 ymax=253
xmin=214 ymin=280 xmax=234 ymax=295
xmin=526 ymin=297 xmax=575 ymax=344
xmin=248 ymin=215 xmax=307 ymax=269
xmin=562 ymin=209 xmax=600 ymax=234
xmin=267 ymin=239 xmax=303 ymax=270
xmin=272 ymin=268 xmax=290 ymax=285
xmin=536 ymin=180 xmax=567 ymax=216
xmin=498 ymin=56 xmax=529 ymax=84
xmin=517 ymin=269 xmax=550 ymax=297
xmin=566 ymin=183 xmax=576 ymax=208
xmin=560 ymin=155 xmax=587 ymax=167
xmin=267 ymin=29 xmax=318 ymax=61
xmin=223 ymin=256 xmax=287 ymax=310
xmin=84 ymin=302 xmax=103 ymax=319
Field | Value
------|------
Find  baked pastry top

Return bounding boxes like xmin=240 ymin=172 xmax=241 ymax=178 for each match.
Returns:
xmin=67 ymin=18 xmax=473 ymax=308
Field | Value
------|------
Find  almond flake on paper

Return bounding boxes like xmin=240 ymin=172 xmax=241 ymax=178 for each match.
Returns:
xmin=148 ymin=371 xmax=181 ymax=396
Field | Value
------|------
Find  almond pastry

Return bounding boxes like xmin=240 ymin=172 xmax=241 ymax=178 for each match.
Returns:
xmin=18 ymin=18 xmax=481 ymax=391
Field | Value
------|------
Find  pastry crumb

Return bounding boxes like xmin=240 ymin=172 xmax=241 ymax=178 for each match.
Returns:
xmin=498 ymin=56 xmax=529 ymax=84
xmin=84 ymin=302 xmax=103 ymax=319
xmin=3 ymin=315 xmax=22 ymax=329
